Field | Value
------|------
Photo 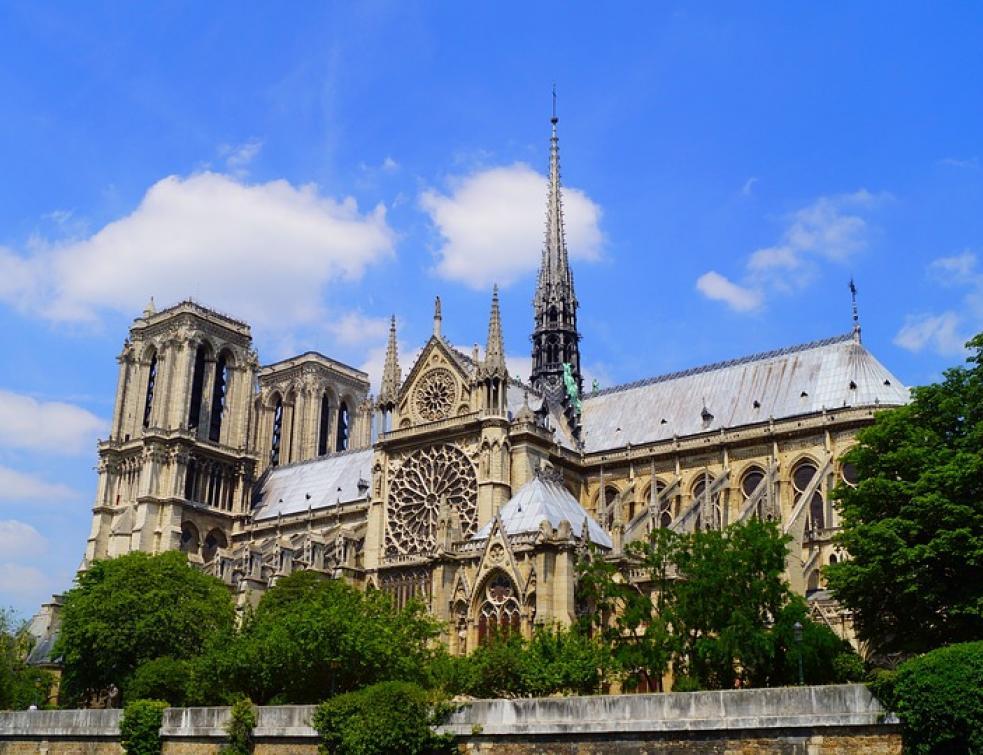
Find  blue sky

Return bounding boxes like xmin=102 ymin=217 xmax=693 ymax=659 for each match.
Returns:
xmin=2 ymin=2 xmax=983 ymax=617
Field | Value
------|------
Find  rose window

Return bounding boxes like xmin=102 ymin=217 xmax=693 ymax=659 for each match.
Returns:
xmin=414 ymin=368 xmax=456 ymax=421
xmin=386 ymin=444 xmax=477 ymax=555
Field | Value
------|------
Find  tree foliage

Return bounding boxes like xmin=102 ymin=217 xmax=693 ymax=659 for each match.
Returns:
xmin=192 ymin=570 xmax=442 ymax=705
xmin=437 ymin=624 xmax=612 ymax=698
xmin=119 ymin=699 xmax=168 ymax=755
xmin=54 ymin=551 xmax=236 ymax=706
xmin=311 ymin=681 xmax=454 ymax=755
xmin=827 ymin=335 xmax=983 ymax=657
xmin=890 ymin=641 xmax=983 ymax=754
xmin=577 ymin=519 xmax=854 ymax=690
xmin=0 ymin=609 xmax=54 ymax=710
xmin=221 ymin=697 xmax=257 ymax=755
xmin=123 ymin=657 xmax=192 ymax=707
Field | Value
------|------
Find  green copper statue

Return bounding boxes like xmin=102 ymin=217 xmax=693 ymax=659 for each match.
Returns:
xmin=562 ymin=362 xmax=582 ymax=414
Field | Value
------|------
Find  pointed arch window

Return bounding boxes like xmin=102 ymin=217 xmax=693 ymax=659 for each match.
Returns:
xmin=691 ymin=475 xmax=721 ymax=530
xmin=187 ymin=345 xmax=208 ymax=429
xmin=270 ymin=396 xmax=284 ymax=467
xmin=793 ymin=460 xmax=825 ymax=531
xmin=142 ymin=352 xmax=158 ymax=429
xmin=335 ymin=401 xmax=350 ymax=452
xmin=476 ymin=572 xmax=521 ymax=646
xmin=317 ymin=394 xmax=332 ymax=456
xmin=208 ymin=355 xmax=228 ymax=442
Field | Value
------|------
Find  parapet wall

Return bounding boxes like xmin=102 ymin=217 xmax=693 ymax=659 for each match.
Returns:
xmin=0 ymin=684 xmax=900 ymax=754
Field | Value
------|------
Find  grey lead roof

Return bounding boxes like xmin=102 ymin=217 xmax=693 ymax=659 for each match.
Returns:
xmin=580 ymin=334 xmax=909 ymax=453
xmin=472 ymin=475 xmax=612 ymax=548
xmin=252 ymin=449 xmax=373 ymax=521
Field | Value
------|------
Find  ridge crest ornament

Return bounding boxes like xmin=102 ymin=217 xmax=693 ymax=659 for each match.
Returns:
xmin=386 ymin=444 xmax=477 ymax=555
xmin=414 ymin=367 xmax=456 ymax=421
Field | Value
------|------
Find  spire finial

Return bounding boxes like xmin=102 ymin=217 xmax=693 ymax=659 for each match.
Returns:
xmin=378 ymin=315 xmax=401 ymax=408
xmin=551 ymin=83 xmax=558 ymax=124
xmin=484 ymin=284 xmax=507 ymax=376
xmin=849 ymin=278 xmax=861 ymax=342
xmin=433 ymin=296 xmax=442 ymax=338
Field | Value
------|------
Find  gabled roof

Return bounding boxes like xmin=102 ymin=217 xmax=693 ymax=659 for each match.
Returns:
xmin=252 ymin=449 xmax=373 ymax=521
xmin=472 ymin=474 xmax=612 ymax=548
xmin=580 ymin=334 xmax=909 ymax=453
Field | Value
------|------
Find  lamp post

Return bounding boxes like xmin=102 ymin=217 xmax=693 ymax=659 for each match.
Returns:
xmin=793 ymin=621 xmax=804 ymax=686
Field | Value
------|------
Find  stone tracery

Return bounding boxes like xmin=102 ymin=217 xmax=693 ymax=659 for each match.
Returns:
xmin=386 ymin=444 xmax=477 ymax=555
xmin=414 ymin=368 xmax=456 ymax=421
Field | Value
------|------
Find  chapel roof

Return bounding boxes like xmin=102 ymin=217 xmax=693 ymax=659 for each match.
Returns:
xmin=580 ymin=333 xmax=909 ymax=453
xmin=472 ymin=473 xmax=612 ymax=548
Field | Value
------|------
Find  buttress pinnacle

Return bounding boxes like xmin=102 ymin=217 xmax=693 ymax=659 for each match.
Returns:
xmin=378 ymin=315 xmax=401 ymax=408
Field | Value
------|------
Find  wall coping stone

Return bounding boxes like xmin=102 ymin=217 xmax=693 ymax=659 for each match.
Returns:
xmin=0 ymin=708 xmax=121 ymax=738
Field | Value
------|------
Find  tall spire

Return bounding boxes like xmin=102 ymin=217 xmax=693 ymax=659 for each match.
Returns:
xmin=379 ymin=315 xmax=401 ymax=408
xmin=531 ymin=92 xmax=583 ymax=421
xmin=484 ymin=285 xmax=507 ymax=375
xmin=433 ymin=296 xmax=442 ymax=338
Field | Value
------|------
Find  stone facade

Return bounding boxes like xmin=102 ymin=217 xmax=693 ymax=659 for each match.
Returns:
xmin=62 ymin=113 xmax=910 ymax=659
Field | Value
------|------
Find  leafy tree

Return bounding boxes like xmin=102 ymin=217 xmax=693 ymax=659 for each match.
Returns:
xmin=192 ymin=570 xmax=441 ymax=705
xmin=443 ymin=625 xmax=612 ymax=698
xmin=119 ymin=699 xmax=168 ymax=755
xmin=827 ymin=335 xmax=983 ymax=657
xmin=890 ymin=641 xmax=983 ymax=754
xmin=312 ymin=681 xmax=454 ymax=755
xmin=222 ymin=697 xmax=257 ymax=755
xmin=123 ymin=657 xmax=192 ymax=707
xmin=54 ymin=551 xmax=236 ymax=706
xmin=0 ymin=608 xmax=54 ymax=710
xmin=576 ymin=527 xmax=678 ymax=691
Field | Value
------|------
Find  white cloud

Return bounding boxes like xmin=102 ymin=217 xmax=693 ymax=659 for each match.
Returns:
xmin=0 ymin=172 xmax=396 ymax=329
xmin=938 ymin=156 xmax=979 ymax=170
xmin=327 ymin=312 xmax=390 ymax=346
xmin=0 ymin=466 xmax=78 ymax=502
xmin=0 ymin=520 xmax=47 ymax=560
xmin=695 ymin=271 xmax=763 ymax=312
xmin=0 ymin=563 xmax=50 ymax=596
xmin=421 ymin=163 xmax=603 ymax=289
xmin=0 ymin=390 xmax=105 ymax=454
xmin=929 ymin=251 xmax=977 ymax=284
xmin=220 ymin=139 xmax=263 ymax=176
xmin=894 ymin=312 xmax=967 ymax=356
xmin=697 ymin=190 xmax=885 ymax=312
xmin=741 ymin=177 xmax=758 ymax=196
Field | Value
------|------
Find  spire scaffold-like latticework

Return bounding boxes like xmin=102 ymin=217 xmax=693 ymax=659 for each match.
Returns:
xmin=378 ymin=315 xmax=401 ymax=408
xmin=531 ymin=91 xmax=583 ymax=425
xmin=849 ymin=278 xmax=862 ymax=343
xmin=483 ymin=284 xmax=508 ymax=377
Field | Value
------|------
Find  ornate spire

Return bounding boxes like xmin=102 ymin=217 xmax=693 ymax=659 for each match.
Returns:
xmin=484 ymin=285 xmax=507 ymax=375
xmin=849 ymin=278 xmax=861 ymax=343
xmin=531 ymin=93 xmax=583 ymax=421
xmin=378 ymin=315 xmax=401 ymax=408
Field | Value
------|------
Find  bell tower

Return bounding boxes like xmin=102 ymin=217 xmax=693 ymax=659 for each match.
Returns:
xmin=530 ymin=101 xmax=583 ymax=426
xmin=85 ymin=300 xmax=259 ymax=567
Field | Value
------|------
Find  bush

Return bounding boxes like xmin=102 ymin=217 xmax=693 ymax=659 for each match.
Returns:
xmin=123 ymin=657 xmax=190 ymax=706
xmin=891 ymin=641 xmax=983 ymax=754
xmin=120 ymin=699 xmax=168 ymax=755
xmin=311 ymin=681 xmax=454 ymax=755
xmin=832 ymin=651 xmax=865 ymax=683
xmin=221 ymin=697 xmax=256 ymax=755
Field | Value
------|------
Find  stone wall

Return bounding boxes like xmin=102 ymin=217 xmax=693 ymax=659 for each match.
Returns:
xmin=0 ymin=684 xmax=900 ymax=754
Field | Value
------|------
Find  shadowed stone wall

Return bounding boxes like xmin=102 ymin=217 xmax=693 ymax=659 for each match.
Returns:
xmin=0 ymin=684 xmax=900 ymax=754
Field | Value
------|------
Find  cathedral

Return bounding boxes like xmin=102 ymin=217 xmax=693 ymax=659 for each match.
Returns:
xmin=65 ymin=113 xmax=908 ymax=658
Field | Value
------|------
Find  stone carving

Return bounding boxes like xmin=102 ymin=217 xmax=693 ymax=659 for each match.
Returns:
xmin=387 ymin=444 xmax=477 ymax=554
xmin=414 ymin=368 xmax=456 ymax=422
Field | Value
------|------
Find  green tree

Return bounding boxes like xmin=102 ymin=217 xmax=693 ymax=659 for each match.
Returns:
xmin=192 ymin=570 xmax=441 ymax=705
xmin=0 ymin=608 xmax=54 ymax=710
xmin=54 ymin=551 xmax=235 ymax=706
xmin=827 ymin=335 xmax=983 ymax=657
xmin=576 ymin=527 xmax=678 ymax=691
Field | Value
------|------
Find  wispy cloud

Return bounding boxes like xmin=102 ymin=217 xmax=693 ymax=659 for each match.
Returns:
xmin=327 ymin=312 xmax=390 ymax=346
xmin=696 ymin=190 xmax=887 ymax=312
xmin=0 ymin=520 xmax=47 ymax=560
xmin=0 ymin=465 xmax=79 ymax=502
xmin=0 ymin=389 xmax=105 ymax=454
xmin=421 ymin=163 xmax=604 ymax=289
xmin=0 ymin=172 xmax=396 ymax=330
xmin=741 ymin=177 xmax=758 ymax=196
xmin=894 ymin=250 xmax=983 ymax=356
xmin=219 ymin=139 xmax=263 ymax=177
xmin=937 ymin=156 xmax=980 ymax=170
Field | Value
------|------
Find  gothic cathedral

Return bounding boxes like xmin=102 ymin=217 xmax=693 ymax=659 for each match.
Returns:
xmin=75 ymin=114 xmax=908 ymax=657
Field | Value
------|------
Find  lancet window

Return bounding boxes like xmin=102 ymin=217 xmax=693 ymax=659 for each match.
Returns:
xmin=335 ymin=401 xmax=350 ymax=452
xmin=187 ymin=344 xmax=208 ymax=430
xmin=792 ymin=460 xmax=825 ymax=531
xmin=270 ymin=395 xmax=283 ymax=467
xmin=691 ymin=475 xmax=721 ymax=530
xmin=208 ymin=354 xmax=229 ymax=442
xmin=317 ymin=393 xmax=331 ymax=457
xmin=142 ymin=351 xmax=158 ymax=429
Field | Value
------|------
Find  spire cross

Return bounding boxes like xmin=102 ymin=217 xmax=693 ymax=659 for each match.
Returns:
xmin=849 ymin=278 xmax=861 ymax=342
xmin=551 ymin=83 xmax=557 ymax=123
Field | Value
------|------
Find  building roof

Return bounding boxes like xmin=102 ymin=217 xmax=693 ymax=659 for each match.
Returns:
xmin=252 ymin=449 xmax=373 ymax=521
xmin=472 ymin=474 xmax=612 ymax=548
xmin=580 ymin=334 xmax=909 ymax=453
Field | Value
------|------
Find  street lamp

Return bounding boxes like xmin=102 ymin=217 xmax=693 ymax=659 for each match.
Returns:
xmin=793 ymin=621 xmax=804 ymax=686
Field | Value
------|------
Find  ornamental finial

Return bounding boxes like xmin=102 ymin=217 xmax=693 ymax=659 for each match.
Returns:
xmin=849 ymin=278 xmax=861 ymax=342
